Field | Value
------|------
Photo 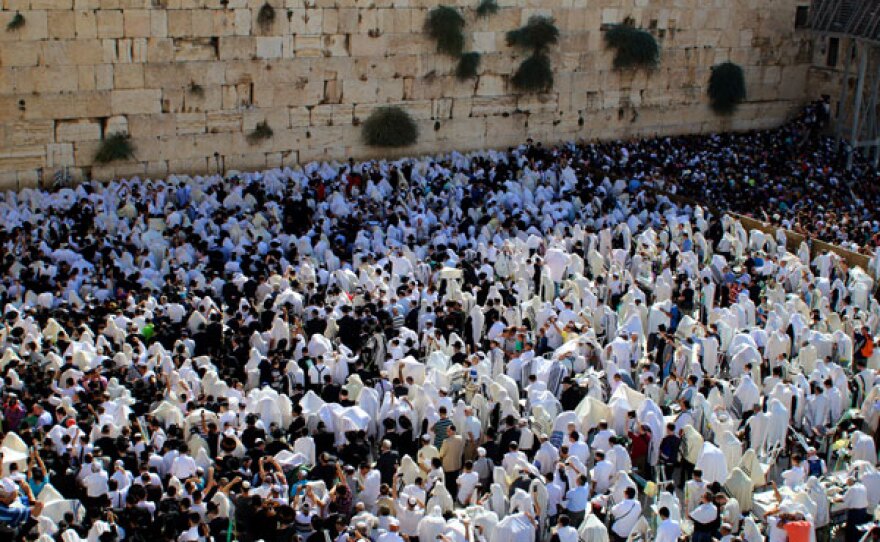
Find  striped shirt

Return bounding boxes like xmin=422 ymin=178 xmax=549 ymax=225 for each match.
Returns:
xmin=0 ymin=502 xmax=32 ymax=528
xmin=433 ymin=417 xmax=453 ymax=448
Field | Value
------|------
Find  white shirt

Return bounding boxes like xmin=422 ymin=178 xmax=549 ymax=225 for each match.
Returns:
xmin=655 ymin=519 xmax=682 ymax=542
xmin=591 ymin=459 xmax=615 ymax=494
xmin=690 ymin=502 xmax=718 ymax=524
xmin=611 ymin=498 xmax=642 ymax=537
xmin=457 ymin=471 xmax=480 ymax=504
xmin=844 ymin=482 xmax=869 ymax=509
xmin=358 ymin=469 xmax=381 ymax=505
xmin=171 ymin=454 xmax=197 ymax=480
xmin=84 ymin=470 xmax=109 ymax=497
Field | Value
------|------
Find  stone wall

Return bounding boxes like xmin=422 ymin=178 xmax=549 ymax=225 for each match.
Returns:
xmin=0 ymin=0 xmax=813 ymax=187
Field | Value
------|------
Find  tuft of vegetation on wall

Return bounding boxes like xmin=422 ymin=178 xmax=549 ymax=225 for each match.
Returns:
xmin=506 ymin=15 xmax=559 ymax=52
xmin=188 ymin=82 xmax=204 ymax=97
xmin=475 ymin=0 xmax=499 ymax=17
xmin=456 ymin=52 xmax=481 ymax=80
xmin=247 ymin=121 xmax=274 ymax=144
xmin=425 ymin=6 xmax=466 ymax=57
xmin=94 ymin=133 xmax=135 ymax=163
xmin=708 ymin=61 xmax=746 ymax=115
xmin=507 ymin=16 xmax=559 ymax=93
xmin=6 ymin=12 xmax=25 ymax=31
xmin=511 ymin=53 xmax=553 ymax=92
xmin=604 ymin=22 xmax=659 ymax=69
xmin=362 ymin=106 xmax=419 ymax=147
xmin=257 ymin=3 xmax=276 ymax=32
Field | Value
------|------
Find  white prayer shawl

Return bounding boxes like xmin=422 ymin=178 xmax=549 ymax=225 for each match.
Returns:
xmin=695 ymin=442 xmax=728 ymax=484
xmin=489 ymin=513 xmax=536 ymax=542
xmin=578 ymin=513 xmax=610 ymax=542
xmin=724 ymin=468 xmax=754 ymax=512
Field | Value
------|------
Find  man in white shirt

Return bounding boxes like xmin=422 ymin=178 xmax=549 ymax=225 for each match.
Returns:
xmin=568 ymin=432 xmax=590 ymax=465
xmin=170 ymin=448 xmax=197 ymax=480
xmin=684 ymin=470 xmax=708 ymax=516
xmin=550 ymin=515 xmax=579 ymax=542
xmin=689 ymin=492 xmax=718 ymax=542
xmin=654 ymin=506 xmax=682 ymax=542
xmin=83 ymin=462 xmax=109 ymax=508
xmin=456 ymin=461 xmax=480 ymax=506
xmin=591 ymin=451 xmax=615 ymax=495
xmin=357 ymin=463 xmax=381 ymax=513
xmin=610 ymin=487 xmax=642 ymax=542
xmin=592 ymin=420 xmax=616 ymax=453
xmin=836 ymin=477 xmax=870 ymax=542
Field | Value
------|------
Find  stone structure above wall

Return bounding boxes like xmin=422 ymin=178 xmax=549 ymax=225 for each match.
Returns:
xmin=0 ymin=0 xmax=813 ymax=187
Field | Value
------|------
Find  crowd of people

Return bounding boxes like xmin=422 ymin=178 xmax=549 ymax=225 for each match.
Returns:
xmin=1 ymin=104 xmax=880 ymax=542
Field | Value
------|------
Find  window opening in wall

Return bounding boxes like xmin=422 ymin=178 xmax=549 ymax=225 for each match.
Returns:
xmin=795 ymin=5 xmax=809 ymax=29
xmin=827 ymin=37 xmax=839 ymax=67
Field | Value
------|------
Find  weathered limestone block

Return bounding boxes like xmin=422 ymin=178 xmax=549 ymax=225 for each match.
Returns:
xmin=47 ymin=143 xmax=75 ymax=168
xmin=256 ymin=36 xmax=284 ymax=58
xmin=111 ymin=89 xmax=162 ymax=115
xmin=123 ymin=9 xmax=151 ymax=37
xmin=15 ymin=66 xmax=80 ymax=94
xmin=0 ymin=145 xmax=45 ymax=172
xmin=207 ymin=110 xmax=243 ymax=133
xmin=176 ymin=112 xmax=207 ymax=135
xmin=219 ymin=36 xmax=256 ymax=60
xmin=114 ymin=64 xmax=145 ymax=89
xmin=294 ymin=35 xmax=323 ymax=57
xmin=48 ymin=11 xmax=77 ymax=39
xmin=9 ymin=120 xmax=54 ymax=146
xmin=1 ymin=43 xmax=39 ymax=67
xmin=96 ymin=10 xmax=124 ymax=38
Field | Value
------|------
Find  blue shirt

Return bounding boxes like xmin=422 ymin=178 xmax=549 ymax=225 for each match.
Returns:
xmin=564 ymin=485 xmax=589 ymax=512
xmin=0 ymin=495 xmax=32 ymax=528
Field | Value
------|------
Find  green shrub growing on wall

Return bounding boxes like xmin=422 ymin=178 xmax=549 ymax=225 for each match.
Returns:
xmin=426 ymin=6 xmax=466 ymax=57
xmin=362 ymin=107 xmax=419 ymax=147
xmin=456 ymin=52 xmax=481 ymax=80
xmin=511 ymin=53 xmax=553 ymax=92
xmin=604 ymin=23 xmax=659 ymax=69
xmin=507 ymin=16 xmax=559 ymax=92
xmin=506 ymin=16 xmax=559 ymax=52
xmin=476 ymin=0 xmax=499 ymax=17
xmin=257 ymin=3 xmax=276 ymax=32
xmin=708 ymin=62 xmax=746 ymax=115
xmin=247 ymin=121 xmax=274 ymax=144
xmin=6 ymin=12 xmax=25 ymax=31
xmin=94 ymin=133 xmax=135 ymax=163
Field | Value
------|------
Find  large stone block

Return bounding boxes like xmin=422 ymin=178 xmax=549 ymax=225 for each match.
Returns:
xmin=1 ymin=42 xmax=39 ymax=67
xmin=256 ymin=36 xmax=284 ymax=58
xmin=0 ymin=145 xmax=45 ymax=172
xmin=48 ymin=10 xmax=77 ymax=39
xmin=96 ymin=9 xmax=124 ymax=38
xmin=114 ymin=64 xmax=145 ymax=88
xmin=219 ymin=36 xmax=255 ymax=60
xmin=15 ymin=66 xmax=80 ymax=93
xmin=123 ymin=9 xmax=151 ymax=37
xmin=111 ymin=89 xmax=162 ymax=114
xmin=55 ymin=119 xmax=103 ymax=143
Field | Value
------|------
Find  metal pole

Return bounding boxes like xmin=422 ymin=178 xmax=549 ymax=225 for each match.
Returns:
xmin=837 ymin=39 xmax=856 ymax=152
xmin=848 ymin=43 xmax=868 ymax=170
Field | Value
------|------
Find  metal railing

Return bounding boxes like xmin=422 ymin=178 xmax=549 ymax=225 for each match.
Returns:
xmin=809 ymin=0 xmax=880 ymax=43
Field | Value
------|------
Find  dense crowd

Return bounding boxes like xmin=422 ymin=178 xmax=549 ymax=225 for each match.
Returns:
xmin=1 ymin=104 xmax=880 ymax=542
